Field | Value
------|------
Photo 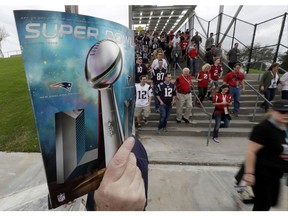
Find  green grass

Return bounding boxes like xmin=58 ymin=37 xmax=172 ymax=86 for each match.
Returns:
xmin=0 ymin=56 xmax=39 ymax=152
xmin=246 ymin=68 xmax=265 ymax=74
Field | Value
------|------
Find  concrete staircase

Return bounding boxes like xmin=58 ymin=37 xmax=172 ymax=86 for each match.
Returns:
xmin=136 ymin=72 xmax=281 ymax=138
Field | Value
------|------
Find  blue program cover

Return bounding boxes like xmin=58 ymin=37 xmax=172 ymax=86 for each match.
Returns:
xmin=14 ymin=10 xmax=135 ymax=209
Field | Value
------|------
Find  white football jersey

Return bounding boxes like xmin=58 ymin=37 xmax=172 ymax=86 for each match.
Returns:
xmin=135 ymin=83 xmax=152 ymax=107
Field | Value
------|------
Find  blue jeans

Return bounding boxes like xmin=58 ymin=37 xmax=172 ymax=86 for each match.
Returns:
xmin=213 ymin=112 xmax=230 ymax=138
xmin=190 ymin=58 xmax=197 ymax=76
xmin=264 ymin=88 xmax=276 ymax=110
xmin=197 ymin=87 xmax=208 ymax=103
xmin=158 ymin=104 xmax=172 ymax=129
xmin=229 ymin=86 xmax=241 ymax=112
xmin=173 ymin=56 xmax=179 ymax=69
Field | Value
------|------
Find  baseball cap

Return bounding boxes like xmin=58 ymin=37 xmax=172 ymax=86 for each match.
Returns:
xmin=272 ymin=100 xmax=288 ymax=111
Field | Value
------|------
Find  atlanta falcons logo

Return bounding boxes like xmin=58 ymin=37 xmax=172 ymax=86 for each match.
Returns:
xmin=49 ymin=82 xmax=72 ymax=92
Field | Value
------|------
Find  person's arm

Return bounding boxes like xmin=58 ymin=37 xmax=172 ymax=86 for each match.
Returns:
xmin=172 ymin=95 xmax=176 ymax=105
xmin=94 ymin=137 xmax=146 ymax=211
xmin=196 ymin=73 xmax=202 ymax=82
xmin=148 ymin=87 xmax=152 ymax=106
xmin=259 ymin=72 xmax=267 ymax=92
xmin=157 ymin=95 xmax=164 ymax=105
xmin=241 ymin=79 xmax=245 ymax=91
xmin=243 ymin=140 xmax=263 ymax=186
xmin=219 ymin=67 xmax=223 ymax=79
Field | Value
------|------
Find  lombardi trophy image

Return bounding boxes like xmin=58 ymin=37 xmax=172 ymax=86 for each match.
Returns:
xmin=85 ymin=39 xmax=124 ymax=166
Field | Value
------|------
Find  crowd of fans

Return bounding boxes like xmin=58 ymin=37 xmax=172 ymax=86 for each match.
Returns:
xmin=133 ymin=29 xmax=246 ymax=137
xmin=133 ymin=29 xmax=285 ymax=142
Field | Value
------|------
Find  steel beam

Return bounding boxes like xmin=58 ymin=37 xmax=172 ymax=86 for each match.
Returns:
xmin=219 ymin=5 xmax=243 ymax=45
xmin=215 ymin=5 xmax=224 ymax=45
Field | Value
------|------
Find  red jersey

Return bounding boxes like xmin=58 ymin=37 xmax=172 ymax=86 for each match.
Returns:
xmin=174 ymin=74 xmax=192 ymax=94
xmin=213 ymin=92 xmax=232 ymax=114
xmin=180 ymin=40 xmax=189 ymax=51
xmin=224 ymin=71 xmax=244 ymax=87
xmin=188 ymin=48 xmax=198 ymax=59
xmin=210 ymin=64 xmax=223 ymax=81
xmin=196 ymin=71 xmax=210 ymax=87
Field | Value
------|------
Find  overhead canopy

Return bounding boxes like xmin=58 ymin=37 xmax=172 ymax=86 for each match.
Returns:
xmin=131 ymin=5 xmax=197 ymax=35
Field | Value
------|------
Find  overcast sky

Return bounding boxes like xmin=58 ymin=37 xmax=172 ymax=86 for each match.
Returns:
xmin=0 ymin=0 xmax=287 ymax=56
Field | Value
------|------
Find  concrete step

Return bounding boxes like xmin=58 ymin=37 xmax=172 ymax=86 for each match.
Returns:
xmin=149 ymin=106 xmax=265 ymax=114
xmin=136 ymin=126 xmax=252 ymax=137
xmin=150 ymin=91 xmax=281 ymax=100
xmin=146 ymin=112 xmax=264 ymax=121
xmin=141 ymin=72 xmax=277 ymax=138
xmin=140 ymin=119 xmax=259 ymax=128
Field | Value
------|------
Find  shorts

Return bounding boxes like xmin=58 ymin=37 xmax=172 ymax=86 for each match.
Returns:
xmin=134 ymin=106 xmax=150 ymax=118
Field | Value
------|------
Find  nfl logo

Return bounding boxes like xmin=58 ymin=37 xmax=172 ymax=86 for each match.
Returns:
xmin=57 ymin=193 xmax=66 ymax=202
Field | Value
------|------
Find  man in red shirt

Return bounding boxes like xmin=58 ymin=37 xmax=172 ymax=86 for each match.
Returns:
xmin=180 ymin=35 xmax=189 ymax=63
xmin=174 ymin=67 xmax=193 ymax=123
xmin=188 ymin=43 xmax=198 ymax=77
xmin=223 ymin=63 xmax=245 ymax=117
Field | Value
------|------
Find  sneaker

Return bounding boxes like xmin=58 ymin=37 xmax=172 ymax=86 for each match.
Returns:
xmin=143 ymin=118 xmax=148 ymax=125
xmin=176 ymin=119 xmax=181 ymax=123
xmin=155 ymin=109 xmax=160 ymax=113
xmin=157 ymin=129 xmax=161 ymax=134
xmin=234 ymin=111 xmax=239 ymax=117
xmin=136 ymin=124 xmax=142 ymax=130
xmin=163 ymin=127 xmax=167 ymax=132
xmin=213 ymin=137 xmax=219 ymax=143
xmin=182 ymin=117 xmax=190 ymax=124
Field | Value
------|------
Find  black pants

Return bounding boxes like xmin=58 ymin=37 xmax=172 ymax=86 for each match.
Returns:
xmin=197 ymin=87 xmax=208 ymax=103
xmin=252 ymin=175 xmax=280 ymax=211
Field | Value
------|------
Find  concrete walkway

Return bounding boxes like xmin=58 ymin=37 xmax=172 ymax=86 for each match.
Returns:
xmin=0 ymin=135 xmax=287 ymax=211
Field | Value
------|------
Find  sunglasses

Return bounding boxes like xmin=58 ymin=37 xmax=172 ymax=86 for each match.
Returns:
xmin=277 ymin=110 xmax=288 ymax=114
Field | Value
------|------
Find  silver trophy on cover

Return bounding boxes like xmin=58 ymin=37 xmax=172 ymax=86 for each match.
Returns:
xmin=85 ymin=39 xmax=124 ymax=166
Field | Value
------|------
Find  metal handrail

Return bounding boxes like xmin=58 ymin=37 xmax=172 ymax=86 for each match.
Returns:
xmin=176 ymin=63 xmax=213 ymax=146
xmin=221 ymin=61 xmax=273 ymax=121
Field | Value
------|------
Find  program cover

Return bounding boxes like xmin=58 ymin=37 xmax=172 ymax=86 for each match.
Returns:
xmin=14 ymin=10 xmax=135 ymax=209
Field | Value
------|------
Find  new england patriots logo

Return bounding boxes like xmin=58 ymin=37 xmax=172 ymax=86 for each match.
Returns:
xmin=49 ymin=82 xmax=72 ymax=92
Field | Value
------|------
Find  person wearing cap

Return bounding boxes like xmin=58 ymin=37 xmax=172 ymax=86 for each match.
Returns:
xmin=241 ymin=100 xmax=288 ymax=211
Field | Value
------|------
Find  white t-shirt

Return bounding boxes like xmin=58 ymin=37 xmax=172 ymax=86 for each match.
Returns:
xmin=268 ymin=72 xmax=279 ymax=89
xmin=172 ymin=36 xmax=181 ymax=47
xmin=151 ymin=58 xmax=168 ymax=70
xmin=135 ymin=83 xmax=152 ymax=107
xmin=280 ymin=72 xmax=288 ymax=91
